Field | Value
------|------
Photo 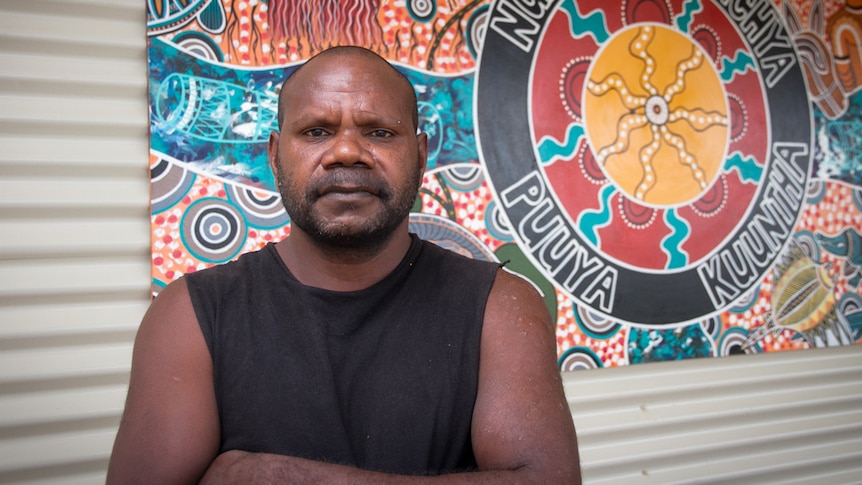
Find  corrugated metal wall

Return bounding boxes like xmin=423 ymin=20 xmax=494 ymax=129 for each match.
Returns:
xmin=0 ymin=0 xmax=150 ymax=483
xmin=567 ymin=345 xmax=862 ymax=484
xmin=0 ymin=1 xmax=859 ymax=484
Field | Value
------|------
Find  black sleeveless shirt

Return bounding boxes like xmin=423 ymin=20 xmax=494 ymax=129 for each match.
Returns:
xmin=185 ymin=235 xmax=500 ymax=475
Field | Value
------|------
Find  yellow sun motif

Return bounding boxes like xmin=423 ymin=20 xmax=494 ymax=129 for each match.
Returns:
xmin=583 ymin=24 xmax=729 ymax=207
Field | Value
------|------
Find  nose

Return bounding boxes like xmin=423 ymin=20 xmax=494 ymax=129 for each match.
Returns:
xmin=322 ymin=130 xmax=374 ymax=169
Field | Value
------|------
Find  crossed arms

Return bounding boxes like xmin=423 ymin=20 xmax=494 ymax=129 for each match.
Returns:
xmin=107 ymin=269 xmax=581 ymax=484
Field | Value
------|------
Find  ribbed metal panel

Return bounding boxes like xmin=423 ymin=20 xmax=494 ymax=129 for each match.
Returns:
xmin=567 ymin=345 xmax=862 ymax=484
xmin=0 ymin=1 xmax=860 ymax=484
xmin=0 ymin=0 xmax=149 ymax=483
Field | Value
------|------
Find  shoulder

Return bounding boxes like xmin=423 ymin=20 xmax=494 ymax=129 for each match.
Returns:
xmin=184 ymin=244 xmax=281 ymax=299
xmin=481 ymin=268 xmax=556 ymax=367
xmin=487 ymin=269 xmax=551 ymax=326
xmin=141 ymin=277 xmax=198 ymax=340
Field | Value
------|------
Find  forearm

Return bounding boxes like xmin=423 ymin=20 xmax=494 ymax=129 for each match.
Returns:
xmin=199 ymin=450 xmax=542 ymax=485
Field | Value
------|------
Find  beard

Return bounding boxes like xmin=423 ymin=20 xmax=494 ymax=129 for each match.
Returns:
xmin=275 ymin=152 xmax=421 ymax=253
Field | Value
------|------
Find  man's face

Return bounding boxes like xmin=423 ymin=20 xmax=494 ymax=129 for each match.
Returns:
xmin=269 ymin=54 xmax=428 ymax=250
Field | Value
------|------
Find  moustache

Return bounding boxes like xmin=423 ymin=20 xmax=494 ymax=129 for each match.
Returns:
xmin=306 ymin=169 xmax=391 ymax=200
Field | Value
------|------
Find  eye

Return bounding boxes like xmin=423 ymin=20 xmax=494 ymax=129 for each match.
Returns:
xmin=369 ymin=129 xmax=394 ymax=138
xmin=303 ymin=128 xmax=329 ymax=137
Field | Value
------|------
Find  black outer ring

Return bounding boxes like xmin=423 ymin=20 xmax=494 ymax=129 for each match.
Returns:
xmin=475 ymin=0 xmax=812 ymax=325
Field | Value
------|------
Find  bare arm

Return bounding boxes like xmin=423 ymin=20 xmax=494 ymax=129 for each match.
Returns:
xmin=107 ymin=279 xmax=220 ymax=484
xmin=200 ymin=269 xmax=581 ymax=484
xmin=470 ymin=268 xmax=581 ymax=482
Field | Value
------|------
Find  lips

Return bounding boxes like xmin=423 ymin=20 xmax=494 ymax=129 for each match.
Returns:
xmin=309 ymin=171 xmax=388 ymax=201
xmin=319 ymin=185 xmax=378 ymax=197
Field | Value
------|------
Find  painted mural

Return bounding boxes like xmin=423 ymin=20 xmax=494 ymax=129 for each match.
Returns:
xmin=147 ymin=0 xmax=862 ymax=370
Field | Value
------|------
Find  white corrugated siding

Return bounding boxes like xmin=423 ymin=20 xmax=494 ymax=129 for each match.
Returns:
xmin=0 ymin=0 xmax=150 ymax=483
xmin=567 ymin=345 xmax=862 ymax=484
xmin=0 ymin=1 xmax=859 ymax=484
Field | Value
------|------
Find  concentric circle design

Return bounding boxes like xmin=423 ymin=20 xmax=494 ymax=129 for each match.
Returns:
xmin=558 ymin=347 xmax=603 ymax=371
xmin=182 ymin=198 xmax=247 ymax=263
xmin=837 ymin=292 xmax=862 ymax=318
xmin=476 ymin=0 xmax=812 ymax=325
xmin=406 ymin=0 xmax=436 ymax=22
xmin=689 ymin=175 xmax=727 ymax=217
xmin=576 ymin=306 xmax=621 ymax=339
xmin=408 ymin=213 xmax=497 ymax=261
xmin=727 ymin=93 xmax=748 ymax=143
xmin=172 ymin=31 xmax=224 ymax=62
xmin=151 ymin=158 xmax=196 ymax=213
xmin=559 ymin=58 xmax=590 ymax=122
xmin=719 ymin=328 xmax=755 ymax=355
xmin=701 ymin=315 xmax=723 ymax=340
xmin=485 ymin=201 xmax=514 ymax=242
xmin=727 ymin=285 xmax=758 ymax=313
xmin=147 ymin=0 xmax=212 ymax=34
xmin=689 ymin=24 xmax=721 ymax=64
xmin=465 ymin=5 xmax=490 ymax=59
xmin=579 ymin=143 xmax=605 ymax=184
xmin=226 ymin=184 xmax=289 ymax=229
xmin=793 ymin=230 xmax=820 ymax=260
xmin=805 ymin=179 xmax=828 ymax=205
xmin=441 ymin=164 xmax=484 ymax=192
xmin=853 ymin=187 xmax=862 ymax=212
xmin=618 ymin=196 xmax=657 ymax=229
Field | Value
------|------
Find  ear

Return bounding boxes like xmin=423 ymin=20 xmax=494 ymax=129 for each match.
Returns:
xmin=268 ymin=131 xmax=280 ymax=186
xmin=416 ymin=131 xmax=429 ymax=184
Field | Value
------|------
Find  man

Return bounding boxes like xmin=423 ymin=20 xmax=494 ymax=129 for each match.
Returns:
xmin=108 ymin=46 xmax=580 ymax=484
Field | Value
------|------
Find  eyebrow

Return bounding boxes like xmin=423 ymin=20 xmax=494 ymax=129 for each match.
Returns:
xmin=285 ymin=108 xmax=408 ymax=129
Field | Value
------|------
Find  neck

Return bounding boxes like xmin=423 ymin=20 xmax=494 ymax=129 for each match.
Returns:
xmin=275 ymin=223 xmax=413 ymax=292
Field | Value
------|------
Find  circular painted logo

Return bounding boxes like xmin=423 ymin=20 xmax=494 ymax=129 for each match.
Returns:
xmin=583 ymin=24 xmax=728 ymax=207
xmin=476 ymin=0 xmax=812 ymax=325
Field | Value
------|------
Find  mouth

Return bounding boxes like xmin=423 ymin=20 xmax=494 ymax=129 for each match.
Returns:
xmin=308 ymin=170 xmax=389 ymax=204
xmin=312 ymin=171 xmax=386 ymax=196
xmin=317 ymin=185 xmax=379 ymax=199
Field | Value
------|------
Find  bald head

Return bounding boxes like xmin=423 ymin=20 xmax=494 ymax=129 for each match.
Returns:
xmin=277 ymin=46 xmax=419 ymax=132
